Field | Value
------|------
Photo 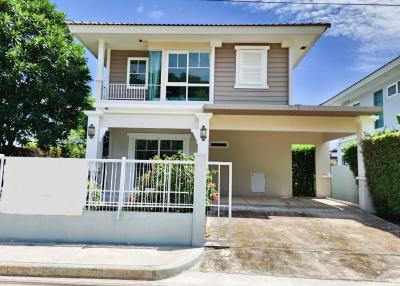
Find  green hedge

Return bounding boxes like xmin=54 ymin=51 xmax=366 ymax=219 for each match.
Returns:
xmin=292 ymin=144 xmax=315 ymax=197
xmin=362 ymin=130 xmax=400 ymax=222
xmin=342 ymin=140 xmax=358 ymax=179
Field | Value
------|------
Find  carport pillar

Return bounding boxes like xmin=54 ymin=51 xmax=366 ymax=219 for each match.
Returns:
xmin=357 ymin=116 xmax=377 ymax=213
xmin=315 ymin=141 xmax=331 ymax=198
xmin=191 ymin=113 xmax=212 ymax=247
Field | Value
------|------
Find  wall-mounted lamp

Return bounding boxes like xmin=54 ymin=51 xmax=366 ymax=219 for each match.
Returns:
xmin=200 ymin=125 xmax=207 ymax=141
xmin=87 ymin=124 xmax=96 ymax=139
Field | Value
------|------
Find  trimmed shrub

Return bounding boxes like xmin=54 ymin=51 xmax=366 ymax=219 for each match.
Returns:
xmin=362 ymin=130 xmax=400 ymax=222
xmin=292 ymin=144 xmax=316 ymax=197
xmin=342 ymin=140 xmax=358 ymax=179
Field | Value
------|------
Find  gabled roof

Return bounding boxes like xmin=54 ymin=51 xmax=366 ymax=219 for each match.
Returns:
xmin=66 ymin=21 xmax=331 ymax=28
xmin=66 ymin=21 xmax=330 ymax=68
xmin=321 ymin=55 xmax=400 ymax=105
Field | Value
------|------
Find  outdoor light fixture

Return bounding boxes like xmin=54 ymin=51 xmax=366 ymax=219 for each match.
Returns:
xmin=200 ymin=125 xmax=207 ymax=141
xmin=87 ymin=124 xmax=96 ymax=139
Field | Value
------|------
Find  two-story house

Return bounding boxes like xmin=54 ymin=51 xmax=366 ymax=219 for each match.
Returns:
xmin=322 ymin=56 xmax=400 ymax=165
xmin=67 ymin=22 xmax=380 ymax=211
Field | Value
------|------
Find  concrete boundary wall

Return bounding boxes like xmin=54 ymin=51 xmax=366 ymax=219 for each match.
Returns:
xmin=0 ymin=211 xmax=193 ymax=246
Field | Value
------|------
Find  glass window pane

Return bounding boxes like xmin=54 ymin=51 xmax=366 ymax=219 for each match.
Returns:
xmin=171 ymin=140 xmax=183 ymax=151
xmin=189 ymin=68 xmax=209 ymax=84
xmin=130 ymin=60 xmax=138 ymax=73
xmin=135 ymin=150 xmax=158 ymax=160
xmin=147 ymin=140 xmax=159 ymax=151
xmin=178 ymin=54 xmax=187 ymax=67
xmin=138 ymin=60 xmax=146 ymax=73
xmin=148 ymin=85 xmax=160 ymax=100
xmin=189 ymin=53 xmax=199 ymax=67
xmin=166 ymin=86 xmax=186 ymax=101
xmin=168 ymin=54 xmax=177 ymax=67
xmin=388 ymin=84 xmax=397 ymax=97
xmin=136 ymin=140 xmax=147 ymax=150
xmin=200 ymin=53 xmax=210 ymax=67
xmin=188 ymin=86 xmax=209 ymax=101
xmin=160 ymin=140 xmax=171 ymax=151
xmin=129 ymin=74 xmax=145 ymax=84
xmin=168 ymin=68 xmax=186 ymax=82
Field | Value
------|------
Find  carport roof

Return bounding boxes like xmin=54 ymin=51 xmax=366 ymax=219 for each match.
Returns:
xmin=203 ymin=104 xmax=381 ymax=117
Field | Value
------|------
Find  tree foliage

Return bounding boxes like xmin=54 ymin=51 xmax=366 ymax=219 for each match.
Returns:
xmin=0 ymin=0 xmax=91 ymax=155
xmin=292 ymin=144 xmax=316 ymax=197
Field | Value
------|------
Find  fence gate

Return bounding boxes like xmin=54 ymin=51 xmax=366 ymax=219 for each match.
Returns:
xmin=206 ymin=161 xmax=232 ymax=245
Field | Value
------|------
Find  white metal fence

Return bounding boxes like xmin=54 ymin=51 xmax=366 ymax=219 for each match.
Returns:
xmin=102 ymin=83 xmax=147 ymax=100
xmin=87 ymin=158 xmax=195 ymax=217
xmin=206 ymin=161 xmax=232 ymax=244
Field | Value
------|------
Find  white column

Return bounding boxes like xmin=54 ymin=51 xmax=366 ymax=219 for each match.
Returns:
xmin=191 ymin=153 xmax=208 ymax=247
xmin=191 ymin=113 xmax=213 ymax=158
xmin=85 ymin=112 xmax=103 ymax=159
xmin=315 ymin=141 xmax=331 ymax=198
xmin=357 ymin=115 xmax=378 ymax=213
xmin=95 ymin=40 xmax=106 ymax=102
xmin=191 ymin=113 xmax=213 ymax=246
xmin=209 ymin=40 xmax=222 ymax=104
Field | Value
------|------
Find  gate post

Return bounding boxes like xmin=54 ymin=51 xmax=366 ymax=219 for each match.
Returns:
xmin=192 ymin=153 xmax=207 ymax=247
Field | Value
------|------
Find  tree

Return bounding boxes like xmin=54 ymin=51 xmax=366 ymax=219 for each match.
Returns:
xmin=0 ymin=0 xmax=91 ymax=155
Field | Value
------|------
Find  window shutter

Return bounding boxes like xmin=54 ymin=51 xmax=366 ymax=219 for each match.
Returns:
xmin=235 ymin=46 xmax=269 ymax=89
xmin=240 ymin=51 xmax=262 ymax=84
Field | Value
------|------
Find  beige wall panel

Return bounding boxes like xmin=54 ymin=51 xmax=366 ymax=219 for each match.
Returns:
xmin=109 ymin=50 xmax=149 ymax=83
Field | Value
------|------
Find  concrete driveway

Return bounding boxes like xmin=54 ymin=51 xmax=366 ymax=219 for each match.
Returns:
xmin=197 ymin=198 xmax=400 ymax=283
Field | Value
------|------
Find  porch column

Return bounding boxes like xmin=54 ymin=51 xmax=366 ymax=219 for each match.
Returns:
xmin=95 ymin=39 xmax=106 ymax=102
xmin=191 ymin=113 xmax=212 ymax=247
xmin=315 ymin=141 xmax=331 ymax=198
xmin=85 ymin=112 xmax=103 ymax=159
xmin=357 ymin=115 xmax=377 ymax=213
xmin=192 ymin=113 xmax=213 ymax=158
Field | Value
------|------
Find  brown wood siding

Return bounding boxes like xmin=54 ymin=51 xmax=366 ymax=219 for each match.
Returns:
xmin=214 ymin=43 xmax=289 ymax=105
xmin=109 ymin=50 xmax=149 ymax=83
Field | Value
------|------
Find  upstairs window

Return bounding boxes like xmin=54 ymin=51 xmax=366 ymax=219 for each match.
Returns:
xmin=166 ymin=51 xmax=210 ymax=101
xmin=234 ymin=46 xmax=269 ymax=89
xmin=127 ymin=57 xmax=148 ymax=86
xmin=374 ymin=89 xmax=384 ymax=129
xmin=387 ymin=82 xmax=398 ymax=98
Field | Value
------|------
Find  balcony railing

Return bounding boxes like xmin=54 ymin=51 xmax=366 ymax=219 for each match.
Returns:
xmin=102 ymin=83 xmax=147 ymax=101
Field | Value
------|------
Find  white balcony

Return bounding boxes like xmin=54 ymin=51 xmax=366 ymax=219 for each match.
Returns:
xmin=102 ymin=84 xmax=147 ymax=101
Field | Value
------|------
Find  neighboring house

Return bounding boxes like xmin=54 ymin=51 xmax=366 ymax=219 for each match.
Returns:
xmin=321 ymin=56 xmax=400 ymax=165
xmin=67 ymin=22 xmax=379 ymax=206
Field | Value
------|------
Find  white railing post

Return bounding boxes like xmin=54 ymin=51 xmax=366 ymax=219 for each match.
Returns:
xmin=117 ymin=157 xmax=127 ymax=219
xmin=228 ymin=162 xmax=232 ymax=242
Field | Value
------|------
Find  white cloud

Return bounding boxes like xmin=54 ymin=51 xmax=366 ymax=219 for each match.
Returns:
xmin=136 ymin=3 xmax=144 ymax=13
xmin=234 ymin=0 xmax=400 ymax=71
xmin=149 ymin=10 xmax=164 ymax=20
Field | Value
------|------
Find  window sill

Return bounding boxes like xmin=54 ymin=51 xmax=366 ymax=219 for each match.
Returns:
xmin=234 ymin=84 xmax=269 ymax=90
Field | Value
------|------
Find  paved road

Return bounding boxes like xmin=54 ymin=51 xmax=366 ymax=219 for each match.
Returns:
xmin=1 ymin=272 xmax=399 ymax=286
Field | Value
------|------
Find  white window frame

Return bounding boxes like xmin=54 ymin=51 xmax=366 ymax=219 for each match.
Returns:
xmin=234 ymin=45 xmax=269 ymax=89
xmin=165 ymin=50 xmax=211 ymax=102
xmin=387 ymin=81 xmax=399 ymax=98
xmin=126 ymin=57 xmax=149 ymax=88
xmin=127 ymin=133 xmax=191 ymax=159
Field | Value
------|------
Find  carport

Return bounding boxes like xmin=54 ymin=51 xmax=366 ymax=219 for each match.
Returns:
xmin=205 ymin=104 xmax=380 ymax=212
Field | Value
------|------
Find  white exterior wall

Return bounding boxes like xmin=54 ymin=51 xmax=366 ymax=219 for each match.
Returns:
xmin=209 ymin=130 xmax=327 ymax=197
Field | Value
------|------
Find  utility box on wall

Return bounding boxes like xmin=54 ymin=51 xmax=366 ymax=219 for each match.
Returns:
xmin=251 ymin=172 xmax=266 ymax=193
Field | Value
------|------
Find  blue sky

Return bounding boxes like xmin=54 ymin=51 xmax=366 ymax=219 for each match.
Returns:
xmin=52 ymin=0 xmax=400 ymax=105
